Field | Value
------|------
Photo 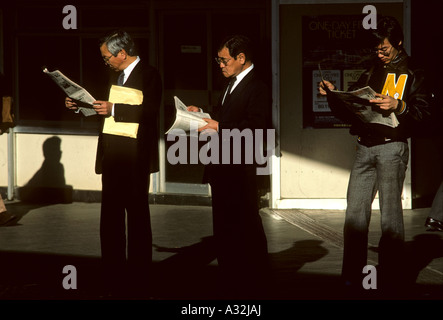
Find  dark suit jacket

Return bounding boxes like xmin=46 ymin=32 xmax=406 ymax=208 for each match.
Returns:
xmin=205 ymin=69 xmax=270 ymax=277
xmin=95 ymin=60 xmax=162 ymax=181
xmin=204 ymin=68 xmax=271 ymax=183
xmin=216 ymin=69 xmax=268 ymax=132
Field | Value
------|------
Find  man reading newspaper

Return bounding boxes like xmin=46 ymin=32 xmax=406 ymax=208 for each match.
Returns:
xmin=319 ymin=16 xmax=432 ymax=296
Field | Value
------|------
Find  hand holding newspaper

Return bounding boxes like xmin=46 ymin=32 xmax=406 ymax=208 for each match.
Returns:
xmin=43 ymin=68 xmax=97 ymax=117
xmin=319 ymin=64 xmax=399 ymax=128
xmin=165 ymin=96 xmax=211 ymax=135
xmin=329 ymin=86 xmax=400 ymax=128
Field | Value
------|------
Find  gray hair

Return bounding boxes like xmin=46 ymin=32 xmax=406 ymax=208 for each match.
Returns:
xmin=100 ymin=30 xmax=136 ymax=56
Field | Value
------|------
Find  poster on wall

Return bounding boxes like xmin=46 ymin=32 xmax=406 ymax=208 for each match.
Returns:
xmin=302 ymin=14 xmax=374 ymax=128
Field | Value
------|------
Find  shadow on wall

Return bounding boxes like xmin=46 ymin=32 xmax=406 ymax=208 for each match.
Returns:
xmin=18 ymin=136 xmax=73 ymax=204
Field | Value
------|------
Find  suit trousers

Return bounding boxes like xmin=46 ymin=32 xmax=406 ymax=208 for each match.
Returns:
xmin=209 ymin=164 xmax=269 ymax=295
xmin=99 ymin=138 xmax=152 ymax=291
xmin=342 ymin=141 xmax=409 ymax=289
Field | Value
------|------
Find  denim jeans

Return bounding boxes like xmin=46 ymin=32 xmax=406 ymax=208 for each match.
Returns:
xmin=342 ymin=141 xmax=409 ymax=288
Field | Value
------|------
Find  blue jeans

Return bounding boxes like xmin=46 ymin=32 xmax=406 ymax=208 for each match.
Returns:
xmin=342 ymin=141 xmax=409 ymax=288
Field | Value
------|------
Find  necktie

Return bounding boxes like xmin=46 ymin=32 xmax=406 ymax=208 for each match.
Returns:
xmin=117 ymin=72 xmax=125 ymax=86
xmin=223 ymin=76 xmax=236 ymax=105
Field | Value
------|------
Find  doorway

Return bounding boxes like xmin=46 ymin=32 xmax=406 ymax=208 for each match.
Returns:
xmin=157 ymin=7 xmax=269 ymax=195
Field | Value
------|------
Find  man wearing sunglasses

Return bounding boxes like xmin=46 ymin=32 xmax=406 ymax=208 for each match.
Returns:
xmin=319 ymin=16 xmax=432 ymax=296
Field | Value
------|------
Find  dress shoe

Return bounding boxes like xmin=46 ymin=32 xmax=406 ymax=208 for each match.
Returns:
xmin=0 ymin=211 xmax=16 ymax=226
xmin=425 ymin=217 xmax=443 ymax=231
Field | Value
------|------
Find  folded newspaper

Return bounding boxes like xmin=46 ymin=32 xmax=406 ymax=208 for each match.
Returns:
xmin=102 ymin=85 xmax=142 ymax=139
xmin=43 ymin=68 xmax=97 ymax=117
xmin=165 ymin=96 xmax=211 ymax=134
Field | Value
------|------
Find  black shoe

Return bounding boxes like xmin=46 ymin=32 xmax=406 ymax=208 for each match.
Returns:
xmin=425 ymin=217 xmax=443 ymax=231
xmin=0 ymin=211 xmax=16 ymax=226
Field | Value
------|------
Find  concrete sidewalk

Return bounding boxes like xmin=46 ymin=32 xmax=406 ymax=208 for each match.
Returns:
xmin=0 ymin=201 xmax=442 ymax=301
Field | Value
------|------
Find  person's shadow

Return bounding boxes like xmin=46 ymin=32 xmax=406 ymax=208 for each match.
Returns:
xmin=151 ymin=238 xmax=329 ymax=299
xmin=17 ymin=136 xmax=72 ymax=205
xmin=151 ymin=236 xmax=218 ymax=299
xmin=403 ymin=234 xmax=443 ymax=290
xmin=367 ymin=233 xmax=443 ymax=298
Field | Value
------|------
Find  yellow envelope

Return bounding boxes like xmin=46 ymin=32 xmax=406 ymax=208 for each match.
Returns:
xmin=102 ymin=85 xmax=144 ymax=139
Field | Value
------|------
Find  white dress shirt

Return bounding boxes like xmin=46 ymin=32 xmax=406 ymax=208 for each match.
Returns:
xmin=112 ymin=56 xmax=141 ymax=116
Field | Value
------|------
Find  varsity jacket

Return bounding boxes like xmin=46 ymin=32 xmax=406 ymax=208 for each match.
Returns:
xmin=328 ymin=50 xmax=432 ymax=146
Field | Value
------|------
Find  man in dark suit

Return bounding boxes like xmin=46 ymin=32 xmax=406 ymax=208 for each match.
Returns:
xmin=187 ymin=35 xmax=270 ymax=298
xmin=66 ymin=30 xmax=162 ymax=297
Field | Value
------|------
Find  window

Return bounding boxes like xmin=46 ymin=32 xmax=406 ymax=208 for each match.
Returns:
xmin=12 ymin=2 xmax=151 ymax=134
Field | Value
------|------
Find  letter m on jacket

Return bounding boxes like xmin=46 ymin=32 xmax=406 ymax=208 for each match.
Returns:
xmin=381 ymin=73 xmax=408 ymax=100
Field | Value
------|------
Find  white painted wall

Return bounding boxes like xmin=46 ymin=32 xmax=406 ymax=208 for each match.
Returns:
xmin=15 ymin=133 xmax=101 ymax=190
xmin=0 ymin=133 xmax=102 ymax=194
xmin=0 ymin=132 xmax=159 ymax=197
xmin=0 ymin=134 xmax=7 ymax=186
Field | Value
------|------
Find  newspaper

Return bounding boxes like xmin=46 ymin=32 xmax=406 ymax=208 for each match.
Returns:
xmin=326 ymin=86 xmax=399 ymax=128
xmin=319 ymin=65 xmax=399 ymax=128
xmin=165 ymin=96 xmax=211 ymax=134
xmin=43 ymin=68 xmax=97 ymax=117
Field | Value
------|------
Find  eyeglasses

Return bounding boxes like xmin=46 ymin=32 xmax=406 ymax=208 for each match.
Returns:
xmin=374 ymin=45 xmax=393 ymax=56
xmin=214 ymin=57 xmax=232 ymax=66
xmin=103 ymin=54 xmax=114 ymax=64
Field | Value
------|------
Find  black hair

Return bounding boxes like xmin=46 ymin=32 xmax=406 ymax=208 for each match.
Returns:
xmin=218 ymin=34 xmax=254 ymax=62
xmin=371 ymin=16 xmax=404 ymax=50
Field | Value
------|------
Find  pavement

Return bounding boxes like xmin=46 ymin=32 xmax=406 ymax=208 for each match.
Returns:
xmin=0 ymin=200 xmax=442 ymax=315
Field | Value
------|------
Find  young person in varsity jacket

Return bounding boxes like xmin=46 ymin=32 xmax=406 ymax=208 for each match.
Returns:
xmin=319 ymin=15 xmax=433 ymax=296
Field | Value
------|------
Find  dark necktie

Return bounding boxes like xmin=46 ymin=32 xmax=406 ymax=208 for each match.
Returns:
xmin=223 ymin=76 xmax=236 ymax=105
xmin=117 ymin=72 xmax=125 ymax=86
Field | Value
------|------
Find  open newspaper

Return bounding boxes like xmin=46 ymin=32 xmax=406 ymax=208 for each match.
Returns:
xmin=319 ymin=65 xmax=399 ymax=128
xmin=43 ymin=68 xmax=97 ymax=117
xmin=165 ymin=96 xmax=211 ymax=134
xmin=325 ymin=85 xmax=399 ymax=128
